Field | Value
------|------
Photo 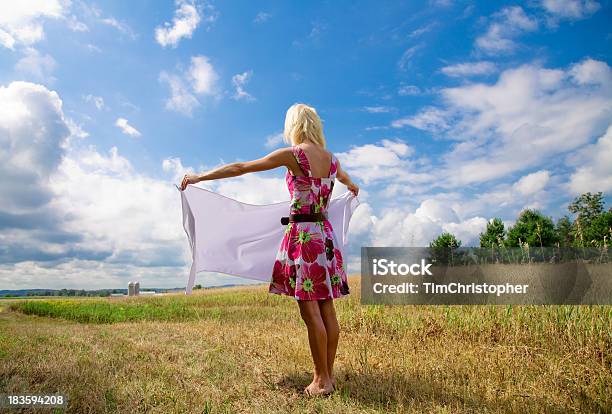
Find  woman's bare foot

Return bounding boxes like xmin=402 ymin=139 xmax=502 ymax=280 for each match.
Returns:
xmin=304 ymin=378 xmax=334 ymax=396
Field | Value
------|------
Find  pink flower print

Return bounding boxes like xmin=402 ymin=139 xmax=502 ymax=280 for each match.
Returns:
xmin=291 ymin=187 xmax=313 ymax=214
xmin=294 ymin=177 xmax=311 ymax=192
xmin=286 ymin=179 xmax=294 ymax=193
xmin=327 ymin=264 xmax=342 ymax=297
xmin=279 ymin=223 xmax=293 ymax=252
xmin=316 ymin=221 xmax=325 ymax=233
xmin=329 ymin=159 xmax=337 ymax=176
xmin=320 ymin=183 xmax=331 ymax=199
xmin=296 ymin=262 xmax=329 ymax=300
xmin=290 ymin=225 xmax=325 ymax=262
xmin=314 ymin=194 xmax=325 ymax=213
xmin=294 ymin=147 xmax=310 ymax=172
xmin=325 ymin=238 xmax=334 ymax=261
xmin=334 ymin=248 xmax=344 ymax=273
xmin=291 ymin=198 xmax=303 ymax=213
xmin=285 ymin=264 xmax=300 ymax=296
xmin=323 ymin=220 xmax=334 ymax=236
xmin=269 ymin=260 xmax=287 ymax=294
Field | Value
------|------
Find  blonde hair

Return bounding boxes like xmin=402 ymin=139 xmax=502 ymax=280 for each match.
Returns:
xmin=283 ymin=103 xmax=326 ymax=148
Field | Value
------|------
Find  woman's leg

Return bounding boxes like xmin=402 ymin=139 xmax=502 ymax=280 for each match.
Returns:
xmin=318 ymin=298 xmax=339 ymax=387
xmin=298 ymin=299 xmax=333 ymax=394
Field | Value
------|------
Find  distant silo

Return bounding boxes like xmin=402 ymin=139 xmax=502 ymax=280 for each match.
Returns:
xmin=134 ymin=281 xmax=140 ymax=296
xmin=128 ymin=281 xmax=135 ymax=296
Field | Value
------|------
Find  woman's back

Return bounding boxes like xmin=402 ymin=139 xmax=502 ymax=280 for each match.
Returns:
xmin=297 ymin=142 xmax=333 ymax=178
xmin=286 ymin=143 xmax=337 ymax=215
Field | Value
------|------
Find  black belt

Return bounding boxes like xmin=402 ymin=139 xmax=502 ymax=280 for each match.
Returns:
xmin=281 ymin=212 xmax=327 ymax=225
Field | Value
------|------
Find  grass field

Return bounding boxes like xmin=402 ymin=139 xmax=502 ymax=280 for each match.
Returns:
xmin=1 ymin=276 xmax=610 ymax=413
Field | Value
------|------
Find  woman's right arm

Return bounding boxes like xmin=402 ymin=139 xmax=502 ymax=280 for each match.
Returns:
xmin=336 ymin=159 xmax=359 ymax=197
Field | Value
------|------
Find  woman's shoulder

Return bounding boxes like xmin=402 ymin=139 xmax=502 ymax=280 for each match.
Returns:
xmin=270 ymin=145 xmax=298 ymax=159
xmin=326 ymin=149 xmax=337 ymax=163
xmin=294 ymin=143 xmax=335 ymax=163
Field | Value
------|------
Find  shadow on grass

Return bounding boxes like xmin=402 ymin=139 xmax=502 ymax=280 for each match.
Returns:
xmin=276 ymin=369 xmax=580 ymax=413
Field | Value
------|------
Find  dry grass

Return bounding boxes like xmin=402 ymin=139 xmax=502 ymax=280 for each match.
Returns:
xmin=1 ymin=276 xmax=610 ymax=413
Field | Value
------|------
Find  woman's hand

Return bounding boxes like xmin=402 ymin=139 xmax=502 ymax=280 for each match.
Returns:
xmin=347 ymin=182 xmax=359 ymax=197
xmin=180 ymin=174 xmax=199 ymax=191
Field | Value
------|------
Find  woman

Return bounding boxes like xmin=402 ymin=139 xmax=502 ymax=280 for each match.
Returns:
xmin=180 ymin=103 xmax=359 ymax=397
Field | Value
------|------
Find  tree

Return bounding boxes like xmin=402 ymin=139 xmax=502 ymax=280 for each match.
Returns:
xmin=555 ymin=216 xmax=573 ymax=247
xmin=586 ymin=210 xmax=612 ymax=247
xmin=479 ymin=218 xmax=506 ymax=247
xmin=429 ymin=232 xmax=462 ymax=265
xmin=568 ymin=192 xmax=604 ymax=230
xmin=430 ymin=232 xmax=462 ymax=249
xmin=506 ymin=209 xmax=557 ymax=247
xmin=567 ymin=192 xmax=609 ymax=247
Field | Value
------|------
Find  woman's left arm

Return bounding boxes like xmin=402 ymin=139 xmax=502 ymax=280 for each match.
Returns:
xmin=180 ymin=148 xmax=292 ymax=190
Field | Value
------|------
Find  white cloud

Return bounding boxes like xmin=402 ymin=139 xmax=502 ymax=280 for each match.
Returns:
xmin=475 ymin=6 xmax=538 ymax=55
xmin=253 ymin=12 xmax=271 ymax=24
xmin=291 ymin=21 xmax=328 ymax=48
xmin=541 ymin=0 xmax=600 ymax=20
xmin=14 ymin=47 xmax=56 ymax=82
xmin=189 ymin=55 xmax=219 ymax=95
xmin=0 ymin=260 xmax=191 ymax=290
xmin=566 ymin=124 xmax=612 ymax=194
xmin=100 ymin=17 xmax=136 ymax=39
xmin=48 ymin=146 xmax=185 ymax=266
xmin=363 ymin=106 xmax=395 ymax=113
xmin=85 ymin=43 xmax=101 ymax=53
xmin=513 ymin=170 xmax=550 ymax=195
xmin=159 ymin=71 xmax=199 ymax=116
xmin=336 ymin=139 xmax=423 ymax=185
xmin=231 ymin=70 xmax=255 ymax=101
xmin=264 ymin=132 xmax=285 ymax=148
xmin=0 ymin=80 xmax=287 ymax=290
xmin=0 ymin=81 xmax=70 ymax=213
xmin=367 ymin=199 xmax=487 ymax=247
xmin=392 ymin=106 xmax=449 ymax=132
xmin=84 ymin=94 xmax=105 ymax=110
xmin=443 ymin=217 xmax=489 ymax=245
xmin=430 ymin=0 xmax=453 ymax=7
xmin=450 ymin=169 xmax=557 ymax=223
xmin=66 ymin=14 xmax=88 ymax=32
xmin=393 ymin=59 xmax=612 ymax=186
xmin=569 ymin=58 xmax=611 ymax=86
xmin=115 ymin=117 xmax=141 ymax=137
xmin=0 ymin=29 xmax=15 ymax=49
xmin=155 ymin=0 xmax=202 ymax=48
xmin=348 ymin=202 xmax=375 ymax=236
xmin=441 ymin=61 xmax=497 ymax=77
xmin=162 ymin=157 xmax=194 ymax=184
xmin=65 ymin=118 xmax=89 ymax=140
xmin=409 ymin=22 xmax=436 ymax=38
xmin=308 ymin=21 xmax=327 ymax=40
xmin=416 ymin=199 xmax=460 ymax=224
xmin=160 ymin=55 xmax=220 ymax=116
xmin=0 ymin=0 xmax=66 ymax=49
xmin=75 ymin=2 xmax=135 ymax=39
xmin=397 ymin=43 xmax=424 ymax=70
xmin=398 ymin=85 xmax=421 ymax=96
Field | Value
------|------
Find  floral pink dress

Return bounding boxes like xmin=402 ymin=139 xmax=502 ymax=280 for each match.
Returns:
xmin=268 ymin=145 xmax=350 ymax=300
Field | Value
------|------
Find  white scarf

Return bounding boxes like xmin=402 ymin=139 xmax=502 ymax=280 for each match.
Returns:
xmin=178 ymin=184 xmax=361 ymax=294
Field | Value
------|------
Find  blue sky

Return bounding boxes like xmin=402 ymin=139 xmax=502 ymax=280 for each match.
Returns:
xmin=0 ymin=0 xmax=610 ymax=290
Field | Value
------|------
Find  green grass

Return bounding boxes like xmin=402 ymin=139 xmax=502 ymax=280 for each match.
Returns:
xmin=6 ymin=290 xmax=293 ymax=324
xmin=9 ymin=288 xmax=612 ymax=348
xmin=1 ymin=277 xmax=611 ymax=413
